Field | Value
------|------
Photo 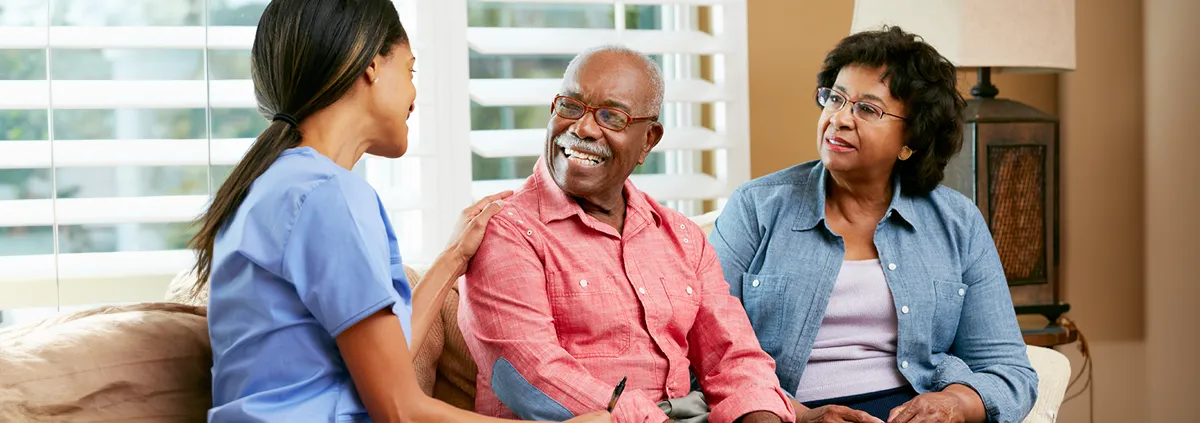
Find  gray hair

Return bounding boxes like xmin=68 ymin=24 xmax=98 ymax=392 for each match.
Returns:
xmin=562 ymin=44 xmax=664 ymax=116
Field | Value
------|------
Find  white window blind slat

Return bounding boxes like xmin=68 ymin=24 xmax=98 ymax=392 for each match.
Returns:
xmin=0 ymin=80 xmax=256 ymax=109
xmin=0 ymin=26 xmax=256 ymax=50
xmin=470 ymin=126 xmax=726 ymax=158
xmin=469 ymin=78 xmax=725 ymax=107
xmin=0 ymin=251 xmax=193 ymax=308
xmin=475 ymin=0 xmax=728 ymax=5
xmin=471 ymin=173 xmax=725 ymax=202
xmin=467 ymin=27 xmax=723 ymax=55
xmin=0 ymin=139 xmax=253 ymax=169
xmin=0 ymin=139 xmax=432 ymax=170
xmin=0 ymin=193 xmax=420 ymax=228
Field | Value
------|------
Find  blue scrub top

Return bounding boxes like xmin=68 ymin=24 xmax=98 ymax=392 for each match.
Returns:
xmin=207 ymin=147 xmax=413 ymax=423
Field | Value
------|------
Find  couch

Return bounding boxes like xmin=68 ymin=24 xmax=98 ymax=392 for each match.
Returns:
xmin=0 ymin=212 xmax=1071 ymax=422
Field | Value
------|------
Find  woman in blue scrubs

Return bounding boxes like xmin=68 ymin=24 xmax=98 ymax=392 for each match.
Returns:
xmin=185 ymin=1 xmax=610 ymax=422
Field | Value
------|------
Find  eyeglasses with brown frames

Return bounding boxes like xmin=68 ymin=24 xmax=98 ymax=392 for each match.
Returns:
xmin=551 ymin=95 xmax=659 ymax=131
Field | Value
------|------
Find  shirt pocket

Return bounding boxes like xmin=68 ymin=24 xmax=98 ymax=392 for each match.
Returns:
xmin=931 ymin=280 xmax=968 ymax=352
xmin=661 ymin=276 xmax=701 ymax=340
xmin=548 ymin=270 xmax=632 ymax=358
xmin=738 ymin=273 xmax=796 ymax=355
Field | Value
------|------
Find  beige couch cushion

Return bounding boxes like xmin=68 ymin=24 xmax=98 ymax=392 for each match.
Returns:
xmin=0 ymin=302 xmax=211 ymax=423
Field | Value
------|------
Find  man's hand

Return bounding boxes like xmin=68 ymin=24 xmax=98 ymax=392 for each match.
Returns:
xmin=737 ymin=410 xmax=784 ymax=423
xmin=797 ymin=405 xmax=883 ymax=423
xmin=887 ymin=385 xmax=985 ymax=423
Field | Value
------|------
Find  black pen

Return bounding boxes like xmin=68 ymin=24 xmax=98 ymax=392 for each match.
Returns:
xmin=606 ymin=376 xmax=627 ymax=412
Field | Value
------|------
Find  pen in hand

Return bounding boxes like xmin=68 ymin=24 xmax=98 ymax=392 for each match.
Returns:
xmin=606 ymin=376 xmax=627 ymax=413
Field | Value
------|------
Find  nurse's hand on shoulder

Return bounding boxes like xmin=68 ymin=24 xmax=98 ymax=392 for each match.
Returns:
xmin=563 ymin=411 xmax=612 ymax=423
xmin=445 ymin=190 xmax=514 ymax=270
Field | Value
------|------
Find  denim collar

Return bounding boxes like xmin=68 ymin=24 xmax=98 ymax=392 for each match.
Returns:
xmin=792 ymin=161 xmax=918 ymax=232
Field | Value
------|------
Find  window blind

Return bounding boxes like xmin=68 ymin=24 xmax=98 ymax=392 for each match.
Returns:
xmin=0 ymin=0 xmax=431 ymax=312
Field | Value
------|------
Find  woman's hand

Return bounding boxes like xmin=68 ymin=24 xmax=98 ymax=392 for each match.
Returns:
xmin=797 ymin=405 xmax=883 ymax=423
xmin=563 ymin=411 xmax=612 ymax=423
xmin=443 ymin=190 xmax=513 ymax=273
xmin=887 ymin=385 xmax=984 ymax=423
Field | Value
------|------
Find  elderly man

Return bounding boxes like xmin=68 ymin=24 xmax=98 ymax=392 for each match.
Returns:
xmin=458 ymin=46 xmax=796 ymax=423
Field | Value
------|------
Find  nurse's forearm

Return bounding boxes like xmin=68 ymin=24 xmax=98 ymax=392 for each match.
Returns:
xmin=408 ymin=247 xmax=467 ymax=356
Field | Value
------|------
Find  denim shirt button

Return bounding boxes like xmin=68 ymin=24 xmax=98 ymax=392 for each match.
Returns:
xmin=901 ymin=361 xmax=909 ymax=369
xmin=887 ymin=263 xmax=897 ymax=271
xmin=901 ymin=305 xmax=910 ymax=314
xmin=752 ymin=279 xmax=761 ymax=287
xmin=959 ymin=288 xmax=966 ymax=296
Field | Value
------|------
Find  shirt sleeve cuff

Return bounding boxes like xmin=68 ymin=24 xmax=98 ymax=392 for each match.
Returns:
xmin=707 ymin=386 xmax=796 ymax=423
xmin=936 ymin=373 xmax=1006 ymax=423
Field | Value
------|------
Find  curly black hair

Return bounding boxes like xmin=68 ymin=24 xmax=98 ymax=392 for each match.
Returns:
xmin=817 ymin=25 xmax=966 ymax=196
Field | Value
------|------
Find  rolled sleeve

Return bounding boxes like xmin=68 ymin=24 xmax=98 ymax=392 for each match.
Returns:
xmin=688 ymin=239 xmax=795 ymax=423
xmin=281 ymin=176 xmax=401 ymax=338
xmin=460 ymin=216 xmax=669 ymax=423
xmin=936 ymin=213 xmax=1038 ymax=423
xmin=707 ymin=186 xmax=760 ymax=298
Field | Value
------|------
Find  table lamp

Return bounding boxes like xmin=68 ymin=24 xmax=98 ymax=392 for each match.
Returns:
xmin=851 ymin=0 xmax=1076 ymax=322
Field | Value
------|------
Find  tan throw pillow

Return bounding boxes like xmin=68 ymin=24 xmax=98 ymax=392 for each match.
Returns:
xmin=0 ymin=303 xmax=211 ymax=423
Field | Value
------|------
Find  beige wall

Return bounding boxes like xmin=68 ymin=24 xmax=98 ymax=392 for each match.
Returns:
xmin=746 ymin=0 xmax=1181 ymax=420
xmin=1144 ymin=1 xmax=1200 ymax=421
xmin=746 ymin=1 xmax=852 ymax=177
xmin=1056 ymin=0 xmax=1148 ymax=420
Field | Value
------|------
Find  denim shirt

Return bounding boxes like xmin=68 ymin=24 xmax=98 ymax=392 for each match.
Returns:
xmin=708 ymin=160 xmax=1037 ymax=423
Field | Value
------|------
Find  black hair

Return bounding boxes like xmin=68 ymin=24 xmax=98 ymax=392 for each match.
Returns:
xmin=817 ymin=25 xmax=966 ymax=196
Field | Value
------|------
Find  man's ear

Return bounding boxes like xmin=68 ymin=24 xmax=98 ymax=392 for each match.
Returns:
xmin=639 ymin=122 xmax=665 ymax=164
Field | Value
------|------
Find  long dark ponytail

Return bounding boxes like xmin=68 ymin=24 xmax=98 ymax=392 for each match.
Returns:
xmin=188 ymin=0 xmax=408 ymax=298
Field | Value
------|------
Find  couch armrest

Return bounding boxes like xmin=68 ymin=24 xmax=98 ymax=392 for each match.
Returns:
xmin=1022 ymin=345 xmax=1071 ymax=423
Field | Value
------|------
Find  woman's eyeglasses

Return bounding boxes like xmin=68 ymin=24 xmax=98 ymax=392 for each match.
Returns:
xmin=551 ymin=95 xmax=658 ymax=131
xmin=816 ymin=87 xmax=906 ymax=123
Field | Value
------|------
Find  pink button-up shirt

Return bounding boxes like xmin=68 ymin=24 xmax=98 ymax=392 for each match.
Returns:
xmin=459 ymin=160 xmax=795 ymax=423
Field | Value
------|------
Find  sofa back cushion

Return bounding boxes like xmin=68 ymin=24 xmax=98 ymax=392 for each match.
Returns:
xmin=0 ymin=303 xmax=211 ymax=423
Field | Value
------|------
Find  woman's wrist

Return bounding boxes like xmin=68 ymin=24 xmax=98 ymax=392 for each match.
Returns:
xmin=435 ymin=244 xmax=469 ymax=277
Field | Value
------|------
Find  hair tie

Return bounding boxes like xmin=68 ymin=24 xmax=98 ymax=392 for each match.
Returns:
xmin=272 ymin=113 xmax=299 ymax=127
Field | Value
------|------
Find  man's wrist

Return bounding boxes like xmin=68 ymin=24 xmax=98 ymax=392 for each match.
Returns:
xmin=736 ymin=410 xmax=784 ymax=423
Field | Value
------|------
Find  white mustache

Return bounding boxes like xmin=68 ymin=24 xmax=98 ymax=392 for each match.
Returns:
xmin=554 ymin=133 xmax=611 ymax=158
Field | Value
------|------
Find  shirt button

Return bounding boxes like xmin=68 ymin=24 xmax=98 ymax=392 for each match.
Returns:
xmin=579 ymin=279 xmax=588 ymax=288
xmin=525 ymin=230 xmax=533 ymax=236
xmin=686 ymin=286 xmax=693 ymax=295
xmin=901 ymin=305 xmax=910 ymax=314
xmin=901 ymin=361 xmax=909 ymax=369
xmin=888 ymin=263 xmax=897 ymax=271
xmin=752 ymin=279 xmax=761 ymax=287
xmin=680 ymin=224 xmax=686 ymax=230
xmin=683 ymin=238 xmax=689 ymax=243
xmin=507 ymin=211 xmax=514 ymax=216
xmin=638 ymin=287 xmax=647 ymax=295
xmin=958 ymin=288 xmax=966 ymax=296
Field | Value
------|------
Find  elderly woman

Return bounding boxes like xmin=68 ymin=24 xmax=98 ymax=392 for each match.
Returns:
xmin=709 ymin=27 xmax=1037 ymax=423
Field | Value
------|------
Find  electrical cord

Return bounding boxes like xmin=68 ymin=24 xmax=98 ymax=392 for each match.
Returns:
xmin=1059 ymin=316 xmax=1094 ymax=423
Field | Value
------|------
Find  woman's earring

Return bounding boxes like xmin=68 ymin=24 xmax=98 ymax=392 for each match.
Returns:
xmin=373 ymin=77 xmax=379 ymax=84
xmin=898 ymin=146 xmax=916 ymax=161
